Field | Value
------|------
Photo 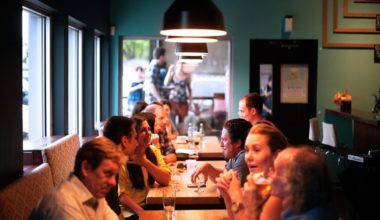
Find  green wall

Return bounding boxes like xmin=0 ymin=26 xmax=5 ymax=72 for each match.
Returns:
xmin=109 ymin=0 xmax=380 ymax=120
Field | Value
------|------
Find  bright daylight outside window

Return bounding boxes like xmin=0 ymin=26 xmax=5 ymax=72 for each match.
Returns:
xmin=94 ymin=35 xmax=101 ymax=131
xmin=121 ymin=38 xmax=230 ymax=135
xmin=68 ymin=26 xmax=83 ymax=136
xmin=22 ymin=7 xmax=51 ymax=144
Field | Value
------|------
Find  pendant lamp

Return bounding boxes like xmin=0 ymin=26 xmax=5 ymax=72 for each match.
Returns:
xmin=165 ymin=36 xmax=217 ymax=43
xmin=178 ymin=56 xmax=203 ymax=64
xmin=175 ymin=43 xmax=208 ymax=56
xmin=161 ymin=0 xmax=226 ymax=39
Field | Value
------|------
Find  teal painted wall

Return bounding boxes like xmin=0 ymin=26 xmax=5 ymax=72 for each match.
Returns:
xmin=109 ymin=0 xmax=380 ymax=120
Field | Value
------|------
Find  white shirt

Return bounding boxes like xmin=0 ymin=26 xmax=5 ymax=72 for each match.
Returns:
xmin=30 ymin=173 xmax=118 ymax=220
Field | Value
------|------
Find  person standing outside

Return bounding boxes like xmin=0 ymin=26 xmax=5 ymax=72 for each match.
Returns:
xmin=145 ymin=47 xmax=168 ymax=103
xmin=128 ymin=66 xmax=145 ymax=112
xmin=164 ymin=62 xmax=192 ymax=126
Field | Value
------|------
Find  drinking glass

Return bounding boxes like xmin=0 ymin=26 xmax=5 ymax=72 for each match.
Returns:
xmin=253 ymin=172 xmax=272 ymax=199
xmin=195 ymin=173 xmax=206 ymax=193
xmin=162 ymin=189 xmax=176 ymax=220
xmin=171 ymin=171 xmax=182 ymax=192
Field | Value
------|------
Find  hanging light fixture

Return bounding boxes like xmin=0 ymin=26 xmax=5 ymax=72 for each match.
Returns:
xmin=160 ymin=0 xmax=227 ymax=39
xmin=175 ymin=43 xmax=208 ymax=56
xmin=165 ymin=36 xmax=217 ymax=43
xmin=178 ymin=56 xmax=203 ymax=64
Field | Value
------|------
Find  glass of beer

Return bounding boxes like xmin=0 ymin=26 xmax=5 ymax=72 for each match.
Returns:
xmin=253 ymin=172 xmax=272 ymax=198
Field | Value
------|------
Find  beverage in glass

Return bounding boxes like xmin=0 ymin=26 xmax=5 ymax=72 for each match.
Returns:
xmin=162 ymin=189 xmax=175 ymax=220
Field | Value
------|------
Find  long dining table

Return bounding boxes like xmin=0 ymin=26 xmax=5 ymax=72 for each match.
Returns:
xmin=146 ymin=160 xmax=226 ymax=209
xmin=173 ymin=136 xmax=224 ymax=160
xmin=139 ymin=209 xmax=229 ymax=220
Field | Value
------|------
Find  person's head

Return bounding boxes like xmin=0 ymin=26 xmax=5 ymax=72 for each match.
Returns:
xmin=221 ymin=118 xmax=252 ymax=159
xmin=161 ymin=100 xmax=172 ymax=118
xmin=245 ymin=123 xmax=288 ymax=174
xmin=132 ymin=114 xmax=152 ymax=149
xmin=135 ymin=66 xmax=145 ymax=80
xmin=103 ymin=116 xmax=137 ymax=157
xmin=131 ymin=101 xmax=148 ymax=116
xmin=137 ymin=112 xmax=156 ymax=133
xmin=239 ymin=93 xmax=263 ymax=124
xmin=143 ymin=103 xmax=165 ymax=133
xmin=73 ymin=137 xmax=127 ymax=199
xmin=153 ymin=47 xmax=166 ymax=64
xmin=271 ymin=146 xmax=333 ymax=214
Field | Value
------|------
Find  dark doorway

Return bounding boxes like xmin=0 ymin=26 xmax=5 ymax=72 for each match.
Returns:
xmin=250 ymin=39 xmax=318 ymax=144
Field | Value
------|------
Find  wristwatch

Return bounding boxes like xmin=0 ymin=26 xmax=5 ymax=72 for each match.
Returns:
xmin=231 ymin=201 xmax=244 ymax=213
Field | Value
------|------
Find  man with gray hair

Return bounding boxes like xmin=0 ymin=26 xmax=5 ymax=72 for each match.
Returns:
xmin=30 ymin=137 xmax=127 ymax=220
xmin=143 ymin=103 xmax=177 ymax=163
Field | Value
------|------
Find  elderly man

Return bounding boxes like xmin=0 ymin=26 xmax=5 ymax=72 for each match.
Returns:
xmin=30 ymin=137 xmax=126 ymax=220
xmin=143 ymin=103 xmax=177 ymax=163
xmin=239 ymin=92 xmax=273 ymax=126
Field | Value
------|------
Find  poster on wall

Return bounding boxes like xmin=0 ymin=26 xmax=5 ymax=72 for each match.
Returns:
xmin=259 ymin=64 xmax=273 ymax=117
xmin=280 ymin=64 xmax=309 ymax=104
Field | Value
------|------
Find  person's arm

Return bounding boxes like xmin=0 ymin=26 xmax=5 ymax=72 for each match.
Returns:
xmin=134 ymin=146 xmax=171 ymax=185
xmin=147 ymin=82 xmax=162 ymax=102
xmin=118 ymin=165 xmax=144 ymax=216
xmin=191 ymin=162 xmax=223 ymax=183
xmin=119 ymin=193 xmax=144 ymax=216
xmin=129 ymin=83 xmax=144 ymax=93
xmin=164 ymin=65 xmax=174 ymax=86
xmin=186 ymin=76 xmax=192 ymax=106
xmin=163 ymin=153 xmax=177 ymax=163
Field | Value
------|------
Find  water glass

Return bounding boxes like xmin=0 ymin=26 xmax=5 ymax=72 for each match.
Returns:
xmin=162 ymin=189 xmax=176 ymax=220
xmin=171 ymin=171 xmax=182 ymax=192
xmin=195 ymin=173 xmax=206 ymax=193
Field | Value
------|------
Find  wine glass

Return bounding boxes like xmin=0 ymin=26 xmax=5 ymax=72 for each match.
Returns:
xmin=195 ymin=173 xmax=206 ymax=193
xmin=171 ymin=171 xmax=182 ymax=192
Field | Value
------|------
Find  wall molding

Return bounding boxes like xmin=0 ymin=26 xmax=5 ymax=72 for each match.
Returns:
xmin=322 ymin=0 xmax=380 ymax=48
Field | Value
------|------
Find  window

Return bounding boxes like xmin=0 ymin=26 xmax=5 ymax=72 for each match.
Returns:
xmin=22 ymin=7 xmax=51 ymax=142
xmin=68 ymin=26 xmax=83 ymax=136
xmin=94 ymin=35 xmax=101 ymax=128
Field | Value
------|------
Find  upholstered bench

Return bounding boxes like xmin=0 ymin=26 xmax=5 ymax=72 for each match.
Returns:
xmin=0 ymin=163 xmax=54 ymax=220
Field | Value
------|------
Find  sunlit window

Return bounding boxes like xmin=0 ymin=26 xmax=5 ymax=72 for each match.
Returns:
xmin=22 ymin=7 xmax=51 ymax=142
xmin=94 ymin=35 xmax=101 ymax=128
xmin=68 ymin=26 xmax=83 ymax=136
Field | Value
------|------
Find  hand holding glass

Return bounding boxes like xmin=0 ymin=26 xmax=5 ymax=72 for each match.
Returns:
xmin=195 ymin=173 xmax=206 ymax=193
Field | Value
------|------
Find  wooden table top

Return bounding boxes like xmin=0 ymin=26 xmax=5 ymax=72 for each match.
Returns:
xmin=173 ymin=136 xmax=224 ymax=160
xmin=146 ymin=161 xmax=226 ymax=206
xmin=139 ymin=209 xmax=229 ymax=220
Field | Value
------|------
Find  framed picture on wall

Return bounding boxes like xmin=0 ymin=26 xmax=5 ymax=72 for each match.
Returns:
xmin=259 ymin=64 xmax=273 ymax=117
xmin=375 ymin=44 xmax=380 ymax=63
xmin=280 ymin=64 xmax=309 ymax=104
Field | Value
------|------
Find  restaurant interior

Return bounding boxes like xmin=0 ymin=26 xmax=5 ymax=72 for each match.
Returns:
xmin=0 ymin=0 xmax=379 ymax=219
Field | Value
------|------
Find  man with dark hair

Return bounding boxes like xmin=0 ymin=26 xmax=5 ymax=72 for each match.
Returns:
xmin=191 ymin=118 xmax=252 ymax=184
xmin=145 ymin=47 xmax=168 ymax=103
xmin=30 ymin=137 xmax=126 ymax=220
xmin=239 ymin=92 xmax=272 ymax=125
xmin=102 ymin=116 xmax=138 ymax=215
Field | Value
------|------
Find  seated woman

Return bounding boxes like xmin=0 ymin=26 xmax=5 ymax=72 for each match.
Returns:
xmin=191 ymin=118 xmax=252 ymax=184
xmin=216 ymin=123 xmax=288 ymax=220
xmin=118 ymin=114 xmax=171 ymax=220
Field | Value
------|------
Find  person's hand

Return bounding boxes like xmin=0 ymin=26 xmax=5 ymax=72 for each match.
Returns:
xmin=136 ymin=83 xmax=144 ymax=90
xmin=243 ymin=173 xmax=264 ymax=210
xmin=191 ymin=162 xmax=210 ymax=183
xmin=216 ymin=170 xmax=233 ymax=191
xmin=130 ymin=148 xmax=148 ymax=166
xmin=216 ymin=170 xmax=243 ymax=205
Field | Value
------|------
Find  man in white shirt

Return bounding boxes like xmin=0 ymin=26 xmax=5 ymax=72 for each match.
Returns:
xmin=30 ymin=136 xmax=127 ymax=220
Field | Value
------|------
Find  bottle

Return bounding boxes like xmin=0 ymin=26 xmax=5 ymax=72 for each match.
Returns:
xmin=187 ymin=123 xmax=194 ymax=149
xmin=199 ymin=123 xmax=205 ymax=144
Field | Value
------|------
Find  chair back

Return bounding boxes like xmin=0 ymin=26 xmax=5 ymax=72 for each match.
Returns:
xmin=44 ymin=134 xmax=80 ymax=185
xmin=308 ymin=117 xmax=320 ymax=142
xmin=0 ymin=163 xmax=54 ymax=220
xmin=322 ymin=122 xmax=337 ymax=147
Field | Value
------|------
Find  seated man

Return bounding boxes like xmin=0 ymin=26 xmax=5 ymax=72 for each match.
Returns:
xmin=191 ymin=118 xmax=252 ymax=184
xmin=30 ymin=137 xmax=126 ymax=220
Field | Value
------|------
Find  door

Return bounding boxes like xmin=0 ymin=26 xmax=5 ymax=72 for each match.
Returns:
xmin=250 ymin=39 xmax=318 ymax=144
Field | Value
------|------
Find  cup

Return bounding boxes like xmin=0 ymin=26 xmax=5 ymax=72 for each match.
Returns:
xmin=162 ymin=189 xmax=176 ymax=220
xmin=185 ymin=159 xmax=197 ymax=173
xmin=253 ymin=172 xmax=272 ymax=198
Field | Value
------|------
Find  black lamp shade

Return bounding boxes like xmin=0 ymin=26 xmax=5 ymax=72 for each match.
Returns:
xmin=161 ymin=0 xmax=226 ymax=37
xmin=175 ymin=43 xmax=208 ymax=56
